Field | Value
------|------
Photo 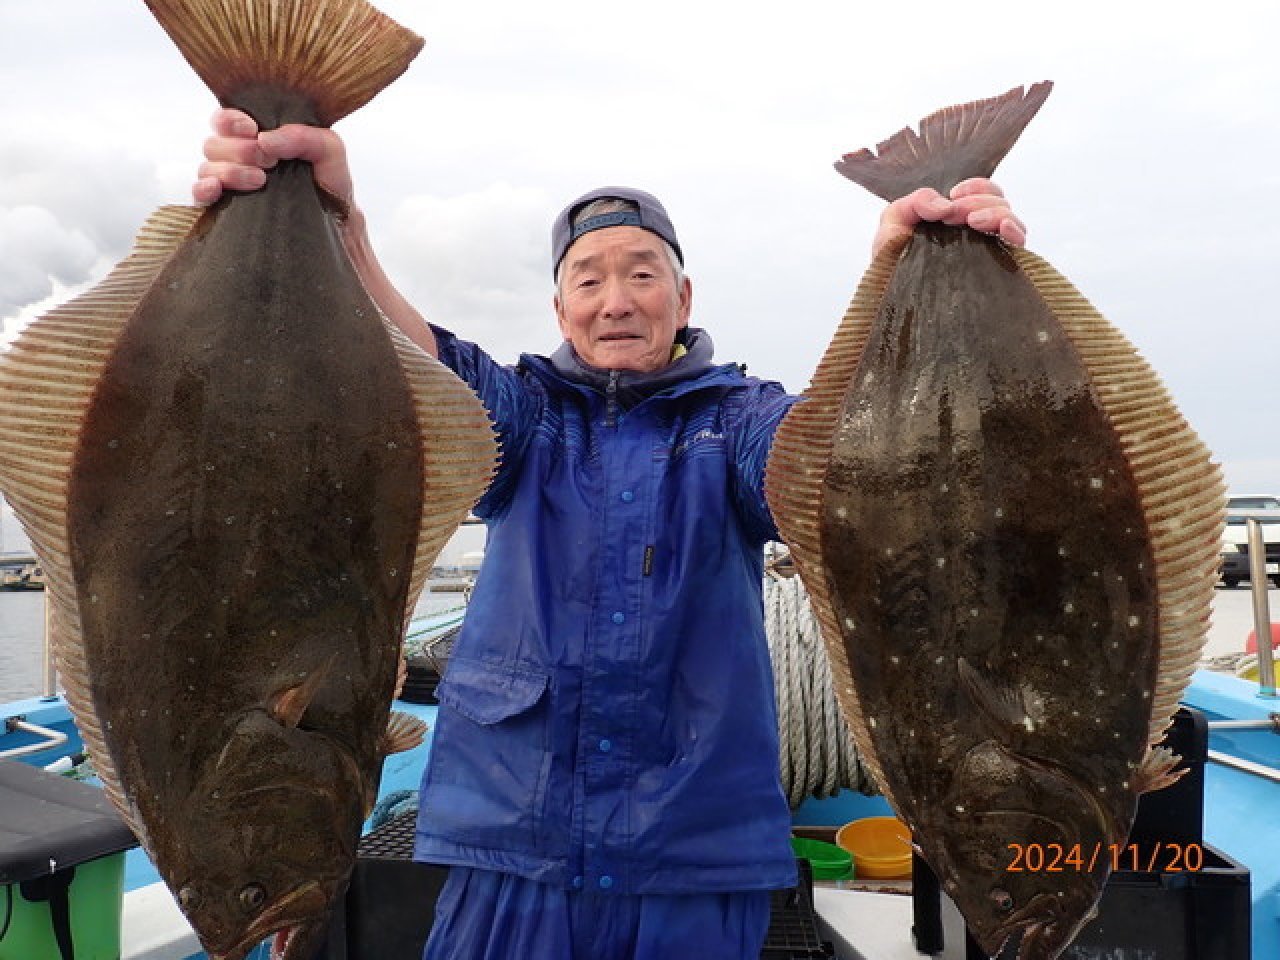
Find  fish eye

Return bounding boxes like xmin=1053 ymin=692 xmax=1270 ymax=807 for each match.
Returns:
xmin=991 ymin=888 xmax=1015 ymax=913
xmin=239 ymin=883 xmax=268 ymax=912
xmin=178 ymin=885 xmax=201 ymax=910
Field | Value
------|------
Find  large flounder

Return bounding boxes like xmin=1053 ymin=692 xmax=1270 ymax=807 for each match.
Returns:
xmin=765 ymin=83 xmax=1224 ymax=959
xmin=0 ymin=1 xmax=495 ymax=958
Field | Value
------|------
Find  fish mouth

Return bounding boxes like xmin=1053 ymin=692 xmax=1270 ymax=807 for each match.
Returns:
xmin=978 ymin=894 xmax=1063 ymax=958
xmin=214 ymin=881 xmax=331 ymax=960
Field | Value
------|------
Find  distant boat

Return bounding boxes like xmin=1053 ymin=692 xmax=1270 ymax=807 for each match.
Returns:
xmin=0 ymin=555 xmax=44 ymax=590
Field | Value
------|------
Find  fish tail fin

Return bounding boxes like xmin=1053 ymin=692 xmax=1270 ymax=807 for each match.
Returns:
xmin=380 ymin=710 xmax=428 ymax=756
xmin=834 ymin=82 xmax=1053 ymax=201
xmin=1134 ymin=745 xmax=1186 ymax=793
xmin=143 ymin=0 xmax=424 ymax=126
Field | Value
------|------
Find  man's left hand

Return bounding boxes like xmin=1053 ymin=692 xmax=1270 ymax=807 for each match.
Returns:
xmin=871 ymin=178 xmax=1026 ymax=258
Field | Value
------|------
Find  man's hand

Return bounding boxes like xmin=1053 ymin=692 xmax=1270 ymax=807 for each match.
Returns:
xmin=871 ymin=178 xmax=1026 ymax=259
xmin=193 ymin=108 xmax=354 ymax=214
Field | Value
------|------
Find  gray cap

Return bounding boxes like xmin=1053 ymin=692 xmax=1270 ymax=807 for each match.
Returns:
xmin=551 ymin=186 xmax=683 ymax=277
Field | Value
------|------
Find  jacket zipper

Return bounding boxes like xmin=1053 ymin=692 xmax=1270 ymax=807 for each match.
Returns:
xmin=604 ymin=369 xmax=620 ymax=427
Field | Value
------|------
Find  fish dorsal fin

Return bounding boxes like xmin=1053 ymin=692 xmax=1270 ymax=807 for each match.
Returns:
xmin=956 ymin=657 xmax=1040 ymax=735
xmin=380 ymin=710 xmax=428 ymax=756
xmin=764 ymin=235 xmax=909 ymax=811
xmin=143 ymin=0 xmax=424 ymax=127
xmin=379 ymin=320 xmax=496 ymax=639
xmin=0 ymin=205 xmax=204 ymax=844
xmin=1009 ymin=248 xmax=1225 ymax=750
xmin=835 ymin=82 xmax=1053 ymax=201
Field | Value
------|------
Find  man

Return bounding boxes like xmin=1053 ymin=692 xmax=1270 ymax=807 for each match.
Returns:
xmin=195 ymin=108 xmax=1025 ymax=960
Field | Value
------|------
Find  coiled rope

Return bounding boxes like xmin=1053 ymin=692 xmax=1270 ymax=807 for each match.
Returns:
xmin=765 ymin=571 xmax=877 ymax=809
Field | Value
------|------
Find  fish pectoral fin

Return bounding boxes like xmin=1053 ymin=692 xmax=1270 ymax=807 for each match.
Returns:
xmin=380 ymin=711 xmax=428 ymax=756
xmin=957 ymin=657 xmax=1036 ymax=734
xmin=1133 ymin=745 xmax=1186 ymax=794
xmin=267 ymin=656 xmax=338 ymax=729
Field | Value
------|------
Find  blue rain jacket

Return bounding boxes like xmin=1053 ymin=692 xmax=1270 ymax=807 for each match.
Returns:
xmin=414 ymin=326 xmax=800 ymax=896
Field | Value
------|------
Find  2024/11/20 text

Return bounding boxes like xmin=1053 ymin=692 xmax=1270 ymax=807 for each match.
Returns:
xmin=1005 ymin=841 xmax=1205 ymax=874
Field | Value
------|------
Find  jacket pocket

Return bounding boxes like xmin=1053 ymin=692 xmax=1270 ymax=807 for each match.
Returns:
xmin=421 ymin=658 xmax=554 ymax=855
xmin=436 ymin=658 xmax=548 ymax=724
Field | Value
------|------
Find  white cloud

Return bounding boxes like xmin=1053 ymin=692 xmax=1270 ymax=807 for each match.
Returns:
xmin=378 ymin=182 xmax=556 ymax=363
xmin=0 ymin=0 xmax=1276 ymax=495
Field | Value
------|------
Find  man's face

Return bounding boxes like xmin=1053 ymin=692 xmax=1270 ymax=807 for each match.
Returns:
xmin=554 ymin=226 xmax=692 ymax=373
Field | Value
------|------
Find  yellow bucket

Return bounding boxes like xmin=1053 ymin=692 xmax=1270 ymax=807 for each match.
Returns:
xmin=835 ymin=816 xmax=912 ymax=879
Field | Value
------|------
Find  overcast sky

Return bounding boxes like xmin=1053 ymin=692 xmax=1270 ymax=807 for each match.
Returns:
xmin=1 ymin=0 xmax=1277 ymax=499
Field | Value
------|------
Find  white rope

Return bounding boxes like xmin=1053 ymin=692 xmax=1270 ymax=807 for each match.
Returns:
xmin=765 ymin=572 xmax=876 ymax=808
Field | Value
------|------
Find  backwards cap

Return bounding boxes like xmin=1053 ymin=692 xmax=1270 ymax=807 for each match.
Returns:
xmin=551 ymin=186 xmax=683 ymax=277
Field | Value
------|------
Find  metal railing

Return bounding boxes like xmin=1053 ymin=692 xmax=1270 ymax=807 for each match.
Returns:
xmin=1246 ymin=517 xmax=1277 ymax=698
xmin=0 ymin=715 xmax=68 ymax=760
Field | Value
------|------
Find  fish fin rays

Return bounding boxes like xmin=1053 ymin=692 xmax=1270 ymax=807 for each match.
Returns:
xmin=380 ymin=711 xmax=428 ymax=756
xmin=267 ymin=656 xmax=338 ymax=729
xmin=1011 ymin=247 xmax=1226 ymax=750
xmin=834 ymin=82 xmax=1052 ymax=201
xmin=956 ymin=657 xmax=1040 ymax=735
xmin=143 ymin=0 xmax=424 ymax=126
xmin=1133 ymin=745 xmax=1186 ymax=794
xmin=381 ymin=320 xmax=496 ymax=637
xmin=764 ymin=235 xmax=907 ymax=807
xmin=0 ymin=203 xmax=203 ymax=845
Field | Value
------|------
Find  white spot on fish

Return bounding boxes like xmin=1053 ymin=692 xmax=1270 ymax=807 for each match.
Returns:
xmin=970 ymin=609 xmax=979 ymax=618
xmin=1099 ymin=785 xmax=1107 ymax=793
xmin=389 ymin=568 xmax=398 ymax=578
xmin=90 ymin=594 xmax=99 ymax=604
xmin=1037 ymin=331 xmax=1049 ymax=343
xmin=205 ymin=464 xmax=215 ymax=472
xmin=107 ymin=439 xmax=119 ymax=449
xmin=1122 ymin=780 xmax=1130 ymax=789
xmin=1063 ymin=659 xmax=1071 ymax=667
xmin=844 ymin=617 xmax=855 ymax=631
xmin=937 ymin=557 xmax=946 ymax=568
xmin=994 ymin=507 xmax=1004 ymax=518
xmin=884 ymin=547 xmax=894 ymax=557
xmin=1059 ymin=546 xmax=1068 ymax=557
xmin=386 ymin=441 xmax=398 ymax=449
xmin=1129 ymin=616 xmax=1141 ymax=627
xmin=1142 ymin=690 xmax=1150 ymax=700
xmin=224 ymin=516 xmax=234 ymax=525
xmin=1090 ymin=477 xmax=1103 ymax=489
xmin=908 ymin=729 xmax=916 ymax=738
xmin=940 ymin=483 xmax=949 ymax=493
xmin=1064 ymin=602 xmax=1075 ymax=614
xmin=869 ymin=717 xmax=877 ymax=729
xmin=935 ymin=656 xmax=945 ymax=665
xmin=955 ymin=805 xmax=966 ymax=814
xmin=1072 ymin=710 xmax=1080 ymax=717
xmin=1023 ymin=717 xmax=1035 ymax=732
xmin=835 ymin=506 xmax=848 ymax=519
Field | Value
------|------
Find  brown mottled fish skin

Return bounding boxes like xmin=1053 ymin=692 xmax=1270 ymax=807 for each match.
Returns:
xmin=766 ymin=84 xmax=1225 ymax=960
xmin=0 ymin=3 xmax=494 ymax=960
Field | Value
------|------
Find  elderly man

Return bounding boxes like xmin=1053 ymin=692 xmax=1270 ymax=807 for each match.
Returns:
xmin=195 ymin=109 xmax=1024 ymax=960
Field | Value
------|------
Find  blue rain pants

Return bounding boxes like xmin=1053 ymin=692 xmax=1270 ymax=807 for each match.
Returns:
xmin=421 ymin=867 xmax=772 ymax=960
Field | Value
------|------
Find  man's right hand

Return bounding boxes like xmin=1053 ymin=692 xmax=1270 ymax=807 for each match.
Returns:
xmin=193 ymin=108 xmax=354 ymax=215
